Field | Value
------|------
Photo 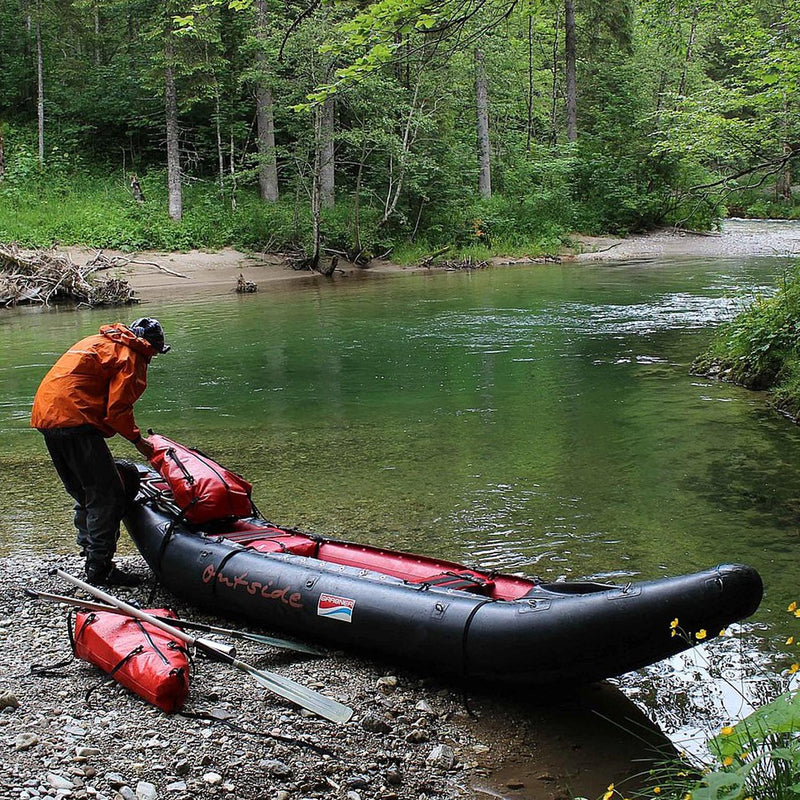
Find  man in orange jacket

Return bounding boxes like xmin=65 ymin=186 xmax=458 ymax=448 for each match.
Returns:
xmin=31 ymin=318 xmax=170 ymax=586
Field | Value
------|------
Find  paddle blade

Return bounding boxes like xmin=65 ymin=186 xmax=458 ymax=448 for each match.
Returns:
xmin=243 ymin=631 xmax=322 ymax=656
xmin=239 ymin=661 xmax=353 ymax=724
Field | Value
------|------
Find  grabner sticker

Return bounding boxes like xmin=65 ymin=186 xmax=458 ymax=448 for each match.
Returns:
xmin=317 ymin=593 xmax=355 ymax=622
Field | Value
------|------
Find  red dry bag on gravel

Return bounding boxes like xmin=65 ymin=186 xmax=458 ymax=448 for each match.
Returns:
xmin=147 ymin=433 xmax=253 ymax=523
xmin=73 ymin=609 xmax=190 ymax=713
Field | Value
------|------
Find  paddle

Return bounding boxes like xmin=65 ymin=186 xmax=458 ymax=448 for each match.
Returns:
xmin=24 ymin=588 xmax=322 ymax=656
xmin=51 ymin=569 xmax=353 ymax=724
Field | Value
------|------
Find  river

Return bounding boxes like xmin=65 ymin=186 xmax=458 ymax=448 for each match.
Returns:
xmin=2 ymin=231 xmax=799 ymax=758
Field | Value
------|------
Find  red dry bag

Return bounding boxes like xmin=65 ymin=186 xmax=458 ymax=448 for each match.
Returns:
xmin=73 ymin=609 xmax=190 ymax=713
xmin=148 ymin=433 xmax=253 ymax=523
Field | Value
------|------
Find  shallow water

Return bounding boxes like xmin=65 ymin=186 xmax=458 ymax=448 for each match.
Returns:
xmin=2 ymin=243 xmax=800 ymax=753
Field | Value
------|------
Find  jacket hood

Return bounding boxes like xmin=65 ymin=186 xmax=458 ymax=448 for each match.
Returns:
xmin=100 ymin=323 xmax=155 ymax=360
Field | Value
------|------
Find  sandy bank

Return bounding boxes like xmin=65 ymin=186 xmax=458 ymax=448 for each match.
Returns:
xmin=60 ymin=221 xmax=800 ymax=305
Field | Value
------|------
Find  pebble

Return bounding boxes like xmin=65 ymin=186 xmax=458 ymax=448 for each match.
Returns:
xmin=47 ymin=773 xmax=74 ymax=790
xmin=0 ymin=690 xmax=20 ymax=709
xmin=202 ymin=773 xmax=222 ymax=786
xmin=135 ymin=781 xmax=158 ymax=800
xmin=15 ymin=733 xmax=39 ymax=751
xmin=427 ymin=744 xmax=456 ymax=770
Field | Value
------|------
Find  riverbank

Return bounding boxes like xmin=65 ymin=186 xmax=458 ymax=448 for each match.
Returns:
xmin=54 ymin=221 xmax=799 ymax=305
xmin=0 ymin=553 xmax=672 ymax=800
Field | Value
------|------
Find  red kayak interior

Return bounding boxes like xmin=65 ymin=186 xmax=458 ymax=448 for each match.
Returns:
xmin=208 ymin=518 xmax=537 ymax=601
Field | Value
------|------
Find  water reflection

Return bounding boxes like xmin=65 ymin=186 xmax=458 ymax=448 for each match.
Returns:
xmin=615 ymin=623 xmax=796 ymax=761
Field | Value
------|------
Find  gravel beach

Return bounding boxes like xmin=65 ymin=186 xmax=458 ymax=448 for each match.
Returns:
xmin=0 ymin=551 xmax=672 ymax=800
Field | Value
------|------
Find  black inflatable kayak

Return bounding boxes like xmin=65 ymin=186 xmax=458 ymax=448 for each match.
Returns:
xmin=124 ymin=467 xmax=763 ymax=686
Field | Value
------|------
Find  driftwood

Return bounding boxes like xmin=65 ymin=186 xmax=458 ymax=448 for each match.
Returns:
xmin=0 ymin=245 xmax=138 ymax=308
xmin=235 ymin=273 xmax=258 ymax=293
xmin=417 ymin=252 xmax=489 ymax=271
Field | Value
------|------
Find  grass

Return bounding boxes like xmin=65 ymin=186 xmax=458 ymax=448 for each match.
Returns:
xmin=692 ymin=266 xmax=800 ymax=420
xmin=604 ymin=610 xmax=800 ymax=800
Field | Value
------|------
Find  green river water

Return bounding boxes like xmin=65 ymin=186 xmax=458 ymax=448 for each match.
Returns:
xmin=2 ymin=242 xmax=800 ymax=752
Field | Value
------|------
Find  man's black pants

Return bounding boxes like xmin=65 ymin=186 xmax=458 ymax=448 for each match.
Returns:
xmin=41 ymin=425 xmax=128 ymax=577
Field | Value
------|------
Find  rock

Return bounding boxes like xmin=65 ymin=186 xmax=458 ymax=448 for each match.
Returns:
xmin=275 ymin=792 xmax=291 ymax=800
xmin=507 ymin=779 xmax=526 ymax=788
xmin=76 ymin=747 xmax=101 ymax=757
xmin=376 ymin=676 xmax=398 ymax=694
xmin=414 ymin=700 xmax=434 ymax=715
xmin=405 ymin=729 xmax=429 ymax=744
xmin=361 ymin=713 xmax=392 ymax=734
xmin=260 ymin=758 xmax=293 ymax=778
xmin=202 ymin=772 xmax=223 ymax=785
xmin=384 ymin=769 xmax=403 ymax=785
xmin=14 ymin=732 xmax=39 ymax=751
xmin=0 ymin=690 xmax=20 ymax=709
xmin=135 ymin=781 xmax=157 ymax=800
xmin=47 ymin=773 xmax=74 ymax=790
xmin=173 ymin=760 xmax=190 ymax=777
xmin=345 ymin=775 xmax=370 ymax=790
xmin=106 ymin=773 xmax=126 ymax=789
xmin=426 ymin=744 xmax=455 ymax=770
xmin=346 ymin=793 xmax=361 ymax=800
xmin=165 ymin=782 xmax=186 ymax=792
xmin=118 ymin=787 xmax=137 ymax=800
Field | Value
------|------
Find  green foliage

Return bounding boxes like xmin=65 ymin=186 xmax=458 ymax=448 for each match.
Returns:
xmin=695 ymin=269 xmax=800 ymax=394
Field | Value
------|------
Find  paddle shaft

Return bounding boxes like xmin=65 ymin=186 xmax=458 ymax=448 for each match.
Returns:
xmin=51 ymin=569 xmax=222 ymax=656
xmin=24 ymin=588 xmax=319 ymax=654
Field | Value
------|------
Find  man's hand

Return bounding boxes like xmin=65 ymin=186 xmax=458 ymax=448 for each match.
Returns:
xmin=134 ymin=435 xmax=156 ymax=460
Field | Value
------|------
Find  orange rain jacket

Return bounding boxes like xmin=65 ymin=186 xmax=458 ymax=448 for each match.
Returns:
xmin=31 ymin=323 xmax=154 ymax=442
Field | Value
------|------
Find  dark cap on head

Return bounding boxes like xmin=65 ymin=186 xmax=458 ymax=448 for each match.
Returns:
xmin=130 ymin=317 xmax=171 ymax=354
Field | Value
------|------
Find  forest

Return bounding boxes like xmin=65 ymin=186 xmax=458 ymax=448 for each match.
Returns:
xmin=0 ymin=0 xmax=797 ymax=262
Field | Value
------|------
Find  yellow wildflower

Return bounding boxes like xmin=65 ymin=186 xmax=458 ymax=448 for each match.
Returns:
xmin=670 ymin=618 xmax=679 ymax=628
xmin=696 ymin=629 xmax=707 ymax=640
xmin=653 ymin=787 xmax=662 ymax=795
xmin=684 ymin=794 xmax=692 ymax=800
xmin=719 ymin=629 xmax=726 ymax=636
xmin=789 ymin=602 xmax=797 ymax=613
xmin=789 ymin=663 xmax=799 ymax=674
xmin=722 ymin=755 xmax=734 ymax=767
xmin=721 ymin=726 xmax=734 ymax=736
xmin=795 ymin=609 xmax=800 ymax=619
xmin=603 ymin=783 xmax=615 ymax=800
xmin=788 ymin=636 xmax=795 ymax=645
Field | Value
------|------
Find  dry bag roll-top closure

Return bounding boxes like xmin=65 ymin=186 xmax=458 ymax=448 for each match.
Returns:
xmin=147 ymin=433 xmax=253 ymax=523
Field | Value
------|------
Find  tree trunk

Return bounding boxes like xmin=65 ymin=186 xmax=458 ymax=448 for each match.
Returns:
xmin=526 ymin=16 xmax=535 ymax=156
xmin=0 ymin=123 xmax=6 ymax=182
xmin=564 ymin=0 xmax=578 ymax=142
xmin=164 ymin=32 xmax=182 ymax=221
xmin=215 ymin=89 xmax=224 ymax=193
xmin=256 ymin=86 xmax=279 ymax=202
xmin=94 ymin=5 xmax=101 ymax=65
xmin=550 ymin=6 xmax=561 ymax=147
xmin=319 ymin=96 xmax=335 ymax=208
xmin=309 ymin=105 xmax=322 ymax=270
xmin=36 ymin=6 xmax=44 ymax=167
xmin=255 ymin=0 xmax=278 ymax=202
xmin=677 ymin=4 xmax=699 ymax=98
xmin=475 ymin=49 xmax=491 ymax=198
